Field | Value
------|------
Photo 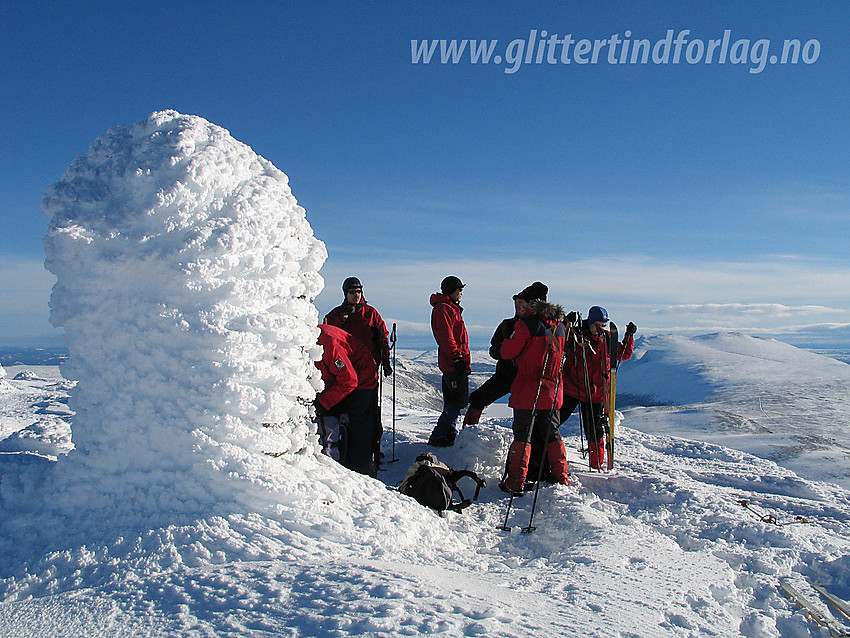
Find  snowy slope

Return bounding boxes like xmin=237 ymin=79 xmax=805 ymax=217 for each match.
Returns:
xmin=0 ymin=365 xmax=73 ymax=459
xmin=2 ymin=341 xmax=850 ymax=637
xmin=617 ymin=333 xmax=850 ymax=490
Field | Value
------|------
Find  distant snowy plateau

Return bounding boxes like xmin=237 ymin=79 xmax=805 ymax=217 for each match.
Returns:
xmin=1 ymin=331 xmax=849 ymax=637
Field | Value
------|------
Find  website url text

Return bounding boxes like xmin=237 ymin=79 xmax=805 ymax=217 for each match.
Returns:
xmin=411 ymin=29 xmax=821 ymax=75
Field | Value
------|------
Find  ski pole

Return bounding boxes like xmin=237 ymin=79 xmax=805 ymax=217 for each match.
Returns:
xmin=577 ymin=313 xmax=595 ymax=467
xmin=390 ymin=323 xmax=398 ymax=463
xmin=605 ymin=322 xmax=623 ymax=470
xmin=523 ymin=337 xmax=568 ymax=534
xmin=497 ymin=344 xmax=551 ymax=532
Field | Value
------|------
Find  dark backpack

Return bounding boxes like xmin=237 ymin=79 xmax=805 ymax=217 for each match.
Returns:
xmin=399 ymin=453 xmax=485 ymax=513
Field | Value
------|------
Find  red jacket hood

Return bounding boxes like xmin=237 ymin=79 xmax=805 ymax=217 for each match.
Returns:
xmin=430 ymin=293 xmax=461 ymax=309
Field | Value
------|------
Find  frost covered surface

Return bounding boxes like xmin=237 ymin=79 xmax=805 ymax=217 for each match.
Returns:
xmin=0 ymin=366 xmax=73 ymax=460
xmin=35 ymin=110 xmax=328 ymax=525
xmin=1 ymin=335 xmax=850 ymax=636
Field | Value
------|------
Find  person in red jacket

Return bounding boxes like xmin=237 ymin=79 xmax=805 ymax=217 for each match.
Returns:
xmin=499 ymin=299 xmax=568 ymax=495
xmin=427 ymin=276 xmax=471 ymax=447
xmin=324 ymin=277 xmax=392 ymax=465
xmin=324 ymin=277 xmax=392 ymax=375
xmin=560 ymin=306 xmax=636 ymax=469
xmin=315 ymin=323 xmax=379 ymax=477
xmin=463 ymin=281 xmax=549 ymax=427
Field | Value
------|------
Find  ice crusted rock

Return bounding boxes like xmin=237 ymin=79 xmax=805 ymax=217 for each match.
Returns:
xmin=40 ymin=110 xmax=328 ymax=521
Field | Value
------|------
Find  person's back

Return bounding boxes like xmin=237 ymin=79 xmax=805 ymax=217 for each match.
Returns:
xmin=315 ymin=323 xmax=378 ymax=476
xmin=499 ymin=300 xmax=569 ymax=493
xmin=317 ymin=324 xmax=377 ymax=396
xmin=502 ymin=303 xmax=566 ymax=411
xmin=465 ymin=282 xmax=548 ymax=426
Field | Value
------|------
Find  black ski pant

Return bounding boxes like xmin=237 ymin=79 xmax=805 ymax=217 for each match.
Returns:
xmin=429 ymin=371 xmax=469 ymax=443
xmin=371 ymin=384 xmax=382 ymax=457
xmin=341 ymin=388 xmax=377 ymax=477
xmin=560 ymin=396 xmax=605 ymax=443
xmin=468 ymin=367 xmax=516 ymax=410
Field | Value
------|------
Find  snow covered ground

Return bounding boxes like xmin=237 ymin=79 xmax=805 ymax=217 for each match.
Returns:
xmin=2 ymin=334 xmax=850 ymax=637
xmin=618 ymin=333 xmax=850 ymax=490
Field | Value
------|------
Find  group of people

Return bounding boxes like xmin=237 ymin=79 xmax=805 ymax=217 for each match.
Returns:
xmin=313 ymin=275 xmax=636 ymax=495
xmin=314 ymin=277 xmax=391 ymax=477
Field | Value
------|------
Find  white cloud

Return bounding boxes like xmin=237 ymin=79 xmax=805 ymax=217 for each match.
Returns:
xmin=6 ymin=248 xmax=850 ymax=347
xmin=316 ymin=253 xmax=850 ymax=345
xmin=655 ymin=303 xmax=842 ymax=318
xmin=0 ymin=254 xmax=57 ymax=342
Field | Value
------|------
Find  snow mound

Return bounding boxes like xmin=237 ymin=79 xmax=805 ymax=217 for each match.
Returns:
xmin=33 ymin=110 xmax=327 ymax=522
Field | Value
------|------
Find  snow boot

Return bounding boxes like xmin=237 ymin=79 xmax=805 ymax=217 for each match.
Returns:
xmin=588 ymin=437 xmax=605 ymax=469
xmin=500 ymin=441 xmax=531 ymax=494
xmin=462 ymin=407 xmax=482 ymax=427
xmin=547 ymin=440 xmax=569 ymax=484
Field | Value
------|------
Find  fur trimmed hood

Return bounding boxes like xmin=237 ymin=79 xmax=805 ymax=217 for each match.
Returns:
xmin=528 ymin=300 xmax=565 ymax=323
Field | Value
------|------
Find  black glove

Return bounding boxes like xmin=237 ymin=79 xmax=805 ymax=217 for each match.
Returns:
xmin=565 ymin=311 xmax=579 ymax=325
xmin=383 ymin=362 xmax=393 ymax=377
xmin=453 ymin=357 xmax=470 ymax=375
xmin=313 ymin=398 xmax=329 ymax=417
xmin=626 ymin=322 xmax=637 ymax=336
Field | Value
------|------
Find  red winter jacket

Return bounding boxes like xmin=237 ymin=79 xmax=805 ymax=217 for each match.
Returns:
xmin=562 ymin=322 xmax=634 ymax=403
xmin=500 ymin=302 xmax=566 ymax=410
xmin=324 ymin=300 xmax=391 ymax=369
xmin=430 ymin=293 xmax=470 ymax=374
xmin=316 ymin=324 xmax=378 ymax=411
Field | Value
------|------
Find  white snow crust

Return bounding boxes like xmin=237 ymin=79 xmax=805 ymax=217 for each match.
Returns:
xmin=34 ymin=110 xmax=329 ymax=531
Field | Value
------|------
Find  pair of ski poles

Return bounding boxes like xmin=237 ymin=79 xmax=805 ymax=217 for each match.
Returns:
xmin=498 ymin=328 xmax=567 ymax=534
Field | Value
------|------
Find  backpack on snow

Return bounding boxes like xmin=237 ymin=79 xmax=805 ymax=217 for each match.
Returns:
xmin=399 ymin=452 xmax=485 ymax=513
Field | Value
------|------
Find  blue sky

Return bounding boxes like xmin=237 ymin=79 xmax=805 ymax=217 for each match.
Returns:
xmin=2 ymin=1 xmax=849 ymax=348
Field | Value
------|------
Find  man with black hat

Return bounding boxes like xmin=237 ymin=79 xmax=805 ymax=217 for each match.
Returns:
xmin=324 ymin=277 xmax=392 ymax=463
xmin=463 ymin=282 xmax=549 ymax=427
xmin=427 ymin=276 xmax=470 ymax=447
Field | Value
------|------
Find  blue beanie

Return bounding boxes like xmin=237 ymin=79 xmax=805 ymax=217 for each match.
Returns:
xmin=587 ymin=306 xmax=608 ymax=324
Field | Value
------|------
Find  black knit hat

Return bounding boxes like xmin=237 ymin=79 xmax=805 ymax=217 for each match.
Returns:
xmin=342 ymin=277 xmax=362 ymax=294
xmin=440 ymin=276 xmax=465 ymax=295
xmin=513 ymin=281 xmax=548 ymax=302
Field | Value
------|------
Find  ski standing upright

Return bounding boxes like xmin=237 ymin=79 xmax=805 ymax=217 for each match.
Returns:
xmin=606 ymin=321 xmax=620 ymax=470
